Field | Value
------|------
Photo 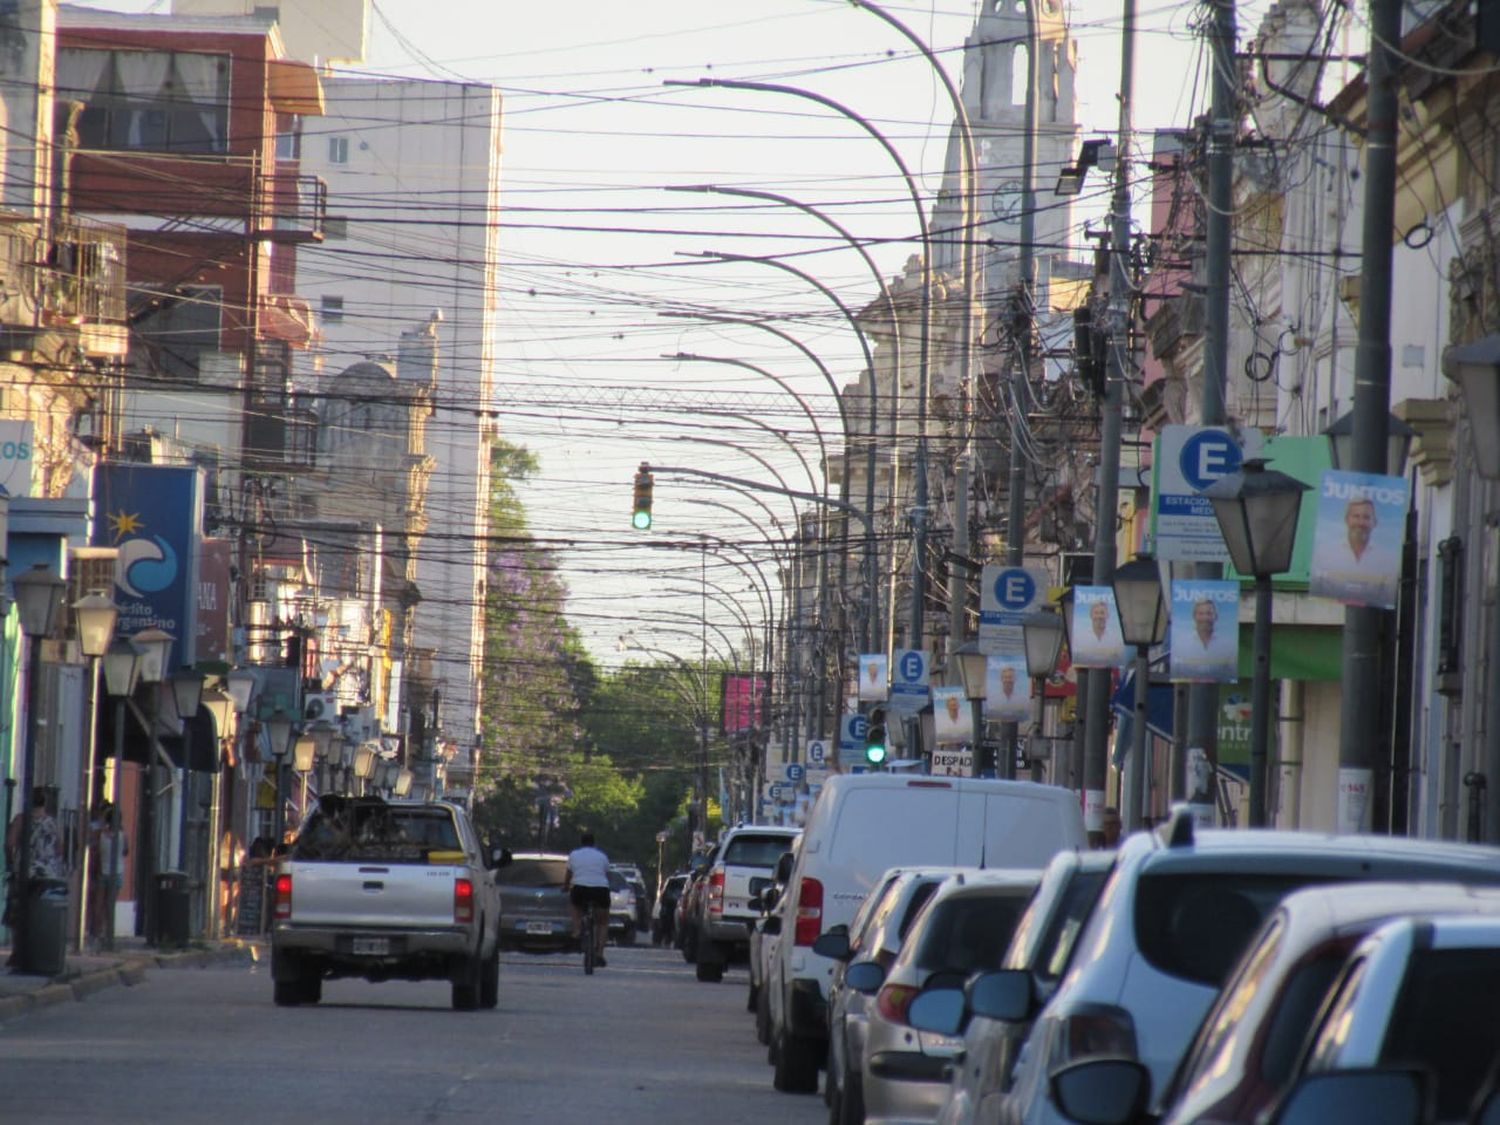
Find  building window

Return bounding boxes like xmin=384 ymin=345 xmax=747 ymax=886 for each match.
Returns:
xmin=131 ymin=285 xmax=223 ymax=381
xmin=275 ymin=113 xmax=301 ymax=160
xmin=58 ymin=48 xmax=230 ymax=154
xmin=321 ymin=295 xmax=344 ymax=325
xmin=328 ymin=136 xmax=349 ymax=164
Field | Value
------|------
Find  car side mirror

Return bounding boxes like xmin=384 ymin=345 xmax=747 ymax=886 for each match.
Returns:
xmin=490 ymin=846 xmax=512 ymax=869
xmin=762 ymin=886 xmax=780 ymax=911
xmin=1270 ymin=1069 xmax=1426 ymax=1125
xmin=844 ymin=960 xmax=885 ymax=994
xmin=763 ymin=916 xmax=781 ymax=936
xmin=1049 ymin=1058 xmax=1151 ymax=1125
xmin=813 ymin=929 xmax=852 ymax=961
xmin=908 ymin=988 xmax=967 ymax=1036
xmin=968 ymin=969 xmax=1034 ymax=1022
xmin=747 ymin=893 xmax=762 ymax=911
xmin=775 ymin=851 xmax=794 ymax=882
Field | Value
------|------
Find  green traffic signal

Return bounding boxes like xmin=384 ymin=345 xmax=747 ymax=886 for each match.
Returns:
xmin=864 ymin=740 xmax=887 ymax=765
xmin=631 ymin=462 xmax=653 ymax=530
xmin=864 ymin=707 xmax=888 ymax=766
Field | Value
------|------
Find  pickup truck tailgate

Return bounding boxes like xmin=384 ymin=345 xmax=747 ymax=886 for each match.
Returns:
xmin=287 ymin=861 xmax=463 ymax=930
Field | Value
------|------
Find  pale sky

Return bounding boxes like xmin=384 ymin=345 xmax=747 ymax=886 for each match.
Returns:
xmin=82 ymin=0 xmax=1283 ymax=669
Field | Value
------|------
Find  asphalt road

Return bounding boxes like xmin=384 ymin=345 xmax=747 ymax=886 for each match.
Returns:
xmin=0 ymin=941 xmax=827 ymax=1124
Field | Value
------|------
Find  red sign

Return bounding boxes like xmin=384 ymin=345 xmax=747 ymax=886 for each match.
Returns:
xmin=721 ymin=672 xmax=769 ymax=734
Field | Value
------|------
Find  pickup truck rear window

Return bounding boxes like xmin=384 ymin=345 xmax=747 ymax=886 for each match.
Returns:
xmin=721 ymin=835 xmax=796 ymax=867
xmin=292 ymin=803 xmax=461 ymax=863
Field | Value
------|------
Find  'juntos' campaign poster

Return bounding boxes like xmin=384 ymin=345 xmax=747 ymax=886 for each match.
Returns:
xmin=1069 ymin=586 xmax=1130 ymax=669
xmin=1169 ymin=579 xmax=1240 ymax=683
xmin=1308 ymin=470 xmax=1407 ymax=610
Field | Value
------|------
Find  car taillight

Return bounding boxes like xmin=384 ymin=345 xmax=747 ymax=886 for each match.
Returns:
xmin=1060 ymin=1005 xmax=1137 ymax=1063
xmin=794 ymin=876 xmax=823 ymax=946
xmin=876 ymin=982 xmax=920 ymax=1026
xmin=454 ymin=877 xmax=475 ymax=924
xmin=708 ymin=868 xmax=725 ymax=916
xmin=274 ymin=873 xmax=292 ymax=920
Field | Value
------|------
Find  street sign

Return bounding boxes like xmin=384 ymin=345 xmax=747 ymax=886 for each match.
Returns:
xmin=1153 ymin=425 xmax=1243 ymax=561
xmin=806 ymin=740 xmax=828 ymax=766
xmin=931 ymin=746 xmax=974 ymax=777
xmin=979 ymin=565 xmax=1045 ymax=655
xmin=889 ymin=648 xmax=930 ymax=715
xmin=839 ymin=713 xmax=868 ymax=751
xmin=768 ymin=783 xmax=786 ymax=802
xmin=786 ymin=762 xmax=806 ymax=784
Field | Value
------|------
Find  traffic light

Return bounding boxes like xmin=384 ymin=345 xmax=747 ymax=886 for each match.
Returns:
xmin=864 ymin=706 xmax=888 ymax=766
xmin=632 ymin=462 xmax=653 ymax=530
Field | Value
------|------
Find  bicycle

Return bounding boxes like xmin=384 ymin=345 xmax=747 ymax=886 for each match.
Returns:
xmin=580 ymin=900 xmax=605 ymax=974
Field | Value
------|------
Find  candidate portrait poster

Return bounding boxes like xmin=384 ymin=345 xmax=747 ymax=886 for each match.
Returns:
xmin=857 ymin=654 xmax=888 ymax=702
xmin=1070 ymin=586 xmax=1130 ymax=668
xmin=1308 ymin=470 xmax=1407 ymax=610
xmin=984 ymin=654 xmax=1032 ymax=722
xmin=1169 ymin=578 xmax=1240 ymax=683
xmin=932 ymin=686 xmax=973 ymax=745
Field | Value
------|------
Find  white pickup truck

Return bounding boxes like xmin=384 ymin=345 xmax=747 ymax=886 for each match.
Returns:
xmin=270 ymin=796 xmax=507 ymax=1011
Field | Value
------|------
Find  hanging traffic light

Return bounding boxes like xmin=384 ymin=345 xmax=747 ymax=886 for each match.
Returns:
xmin=632 ymin=463 xmax=654 ymax=530
xmin=864 ymin=706 xmax=888 ymax=766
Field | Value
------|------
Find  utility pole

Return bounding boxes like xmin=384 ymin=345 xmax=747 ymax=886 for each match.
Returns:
xmin=1001 ymin=0 xmax=1041 ymax=783
xmin=1186 ymin=0 xmax=1236 ymax=802
xmin=1083 ymin=0 xmax=1135 ymax=840
xmin=1336 ymin=0 xmax=1399 ymax=833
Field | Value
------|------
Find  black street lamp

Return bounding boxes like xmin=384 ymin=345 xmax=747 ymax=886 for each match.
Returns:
xmin=170 ymin=666 xmax=205 ymax=934
xmin=1323 ymin=409 xmax=1413 ymax=479
xmin=10 ymin=565 xmax=67 ymax=973
xmin=1021 ymin=609 xmax=1065 ymax=782
xmin=72 ymin=592 xmax=118 ymax=953
xmin=100 ymin=635 xmax=140 ymax=952
xmin=1112 ymin=557 xmax=1167 ymax=829
xmin=1205 ymin=461 xmax=1309 ymax=827
xmin=264 ymin=709 xmax=296 ymax=846
xmin=130 ymin=628 xmax=173 ymax=943
xmin=948 ymin=640 xmax=990 ymax=777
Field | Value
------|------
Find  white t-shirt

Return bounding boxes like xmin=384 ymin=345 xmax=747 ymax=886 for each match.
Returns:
xmin=567 ymin=845 xmax=611 ymax=888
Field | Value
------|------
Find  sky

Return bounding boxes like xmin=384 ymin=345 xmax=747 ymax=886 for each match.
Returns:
xmin=82 ymin=0 xmax=1287 ymax=671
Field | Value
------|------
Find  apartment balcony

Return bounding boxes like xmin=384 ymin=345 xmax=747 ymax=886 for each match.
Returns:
xmin=0 ymin=212 xmax=128 ymax=360
xmin=255 ymin=170 xmax=327 ymax=244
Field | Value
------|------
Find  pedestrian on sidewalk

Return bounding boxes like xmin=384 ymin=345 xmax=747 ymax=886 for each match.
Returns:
xmin=5 ymin=789 xmax=63 ymax=963
xmin=87 ymin=802 xmax=128 ymax=949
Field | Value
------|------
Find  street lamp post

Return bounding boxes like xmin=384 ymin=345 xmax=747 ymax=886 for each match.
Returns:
xmin=1205 ymin=461 xmax=1310 ymax=828
xmin=264 ymin=710 xmax=295 ymax=846
xmin=948 ymin=640 xmax=989 ymax=776
xmin=130 ymin=628 xmax=173 ymax=943
xmin=170 ymin=667 xmax=205 ymax=931
xmin=99 ymin=636 xmax=140 ymax=952
xmin=10 ymin=565 xmax=67 ymax=973
xmin=1022 ymin=609 xmax=1066 ymax=783
xmin=1112 ymin=557 xmax=1168 ymax=830
xmin=199 ymin=688 xmax=234 ymax=940
xmin=72 ymin=592 xmax=118 ymax=951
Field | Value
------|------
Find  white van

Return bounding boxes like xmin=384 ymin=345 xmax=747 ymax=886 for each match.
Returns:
xmin=765 ymin=773 xmax=1086 ymax=1093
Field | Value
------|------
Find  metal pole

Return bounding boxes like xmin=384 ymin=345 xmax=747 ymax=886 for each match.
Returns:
xmin=1250 ymin=573 xmax=1274 ymax=827
xmin=77 ymin=655 xmax=103 ymax=951
xmin=1125 ymin=645 xmax=1149 ymax=831
xmin=1336 ymin=0 xmax=1399 ymax=834
xmin=105 ymin=696 xmax=125 ymax=952
xmin=1084 ymin=0 xmax=1135 ymax=841
xmin=1187 ymin=0 xmax=1237 ymax=803
xmin=12 ymin=634 xmax=42 ymax=971
xmin=1002 ymin=0 xmax=1042 ymax=784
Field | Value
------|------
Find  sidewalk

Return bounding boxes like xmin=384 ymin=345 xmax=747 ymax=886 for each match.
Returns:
xmin=0 ymin=935 xmax=260 ymax=1022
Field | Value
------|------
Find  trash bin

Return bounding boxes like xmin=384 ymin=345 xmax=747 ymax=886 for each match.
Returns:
xmin=156 ymin=871 xmax=190 ymax=948
xmin=24 ymin=879 xmax=69 ymax=977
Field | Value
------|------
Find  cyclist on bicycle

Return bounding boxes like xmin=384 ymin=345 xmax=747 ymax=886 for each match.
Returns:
xmin=564 ymin=831 xmax=611 ymax=967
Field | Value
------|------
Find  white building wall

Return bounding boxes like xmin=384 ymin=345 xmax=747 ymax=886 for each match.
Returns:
xmin=297 ymin=77 xmax=501 ymax=750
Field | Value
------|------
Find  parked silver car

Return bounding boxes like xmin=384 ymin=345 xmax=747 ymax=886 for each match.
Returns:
xmin=854 ymin=870 xmax=1040 ymax=1124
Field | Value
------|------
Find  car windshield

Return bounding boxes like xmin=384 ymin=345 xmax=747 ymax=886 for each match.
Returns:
xmin=503 ymin=858 xmax=568 ymax=887
xmin=1381 ymin=946 xmax=1500 ymax=1120
xmin=911 ymin=891 xmax=1029 ymax=975
xmin=292 ymin=800 xmax=460 ymax=862
xmin=1134 ymin=873 xmax=1322 ymax=987
xmin=722 ymin=835 xmax=795 ymax=867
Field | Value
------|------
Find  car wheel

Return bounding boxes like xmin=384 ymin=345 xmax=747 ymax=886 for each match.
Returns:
xmin=696 ymin=958 xmax=724 ymax=983
xmin=272 ymin=950 xmax=306 ymax=1007
xmin=683 ymin=928 xmax=698 ymax=963
xmin=746 ymin=979 xmax=759 ymax=1012
xmin=300 ymin=972 xmax=322 ymax=1005
xmin=480 ymin=945 xmax=500 ymax=1009
xmin=756 ymin=982 xmax=772 ymax=1046
xmin=273 ymin=979 xmax=303 ymax=1007
xmin=836 ymin=1069 xmax=865 ymax=1124
xmin=451 ymin=954 xmax=481 ymax=1011
xmin=773 ymin=1029 xmax=821 ymax=1094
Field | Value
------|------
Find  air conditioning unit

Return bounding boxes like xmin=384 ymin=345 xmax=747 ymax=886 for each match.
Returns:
xmin=303 ymin=693 xmax=336 ymax=722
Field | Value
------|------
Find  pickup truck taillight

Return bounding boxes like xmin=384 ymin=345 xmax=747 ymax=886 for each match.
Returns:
xmin=708 ymin=867 xmax=726 ymax=917
xmin=274 ymin=873 xmax=292 ymax=921
xmin=794 ymin=876 xmax=823 ymax=946
xmin=454 ymin=878 xmax=475 ymax=925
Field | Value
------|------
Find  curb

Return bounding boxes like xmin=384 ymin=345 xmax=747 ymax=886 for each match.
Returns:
xmin=0 ymin=942 xmax=253 ymax=1024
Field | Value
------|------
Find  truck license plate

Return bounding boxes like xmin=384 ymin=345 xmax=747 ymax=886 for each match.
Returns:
xmin=526 ymin=922 xmax=552 ymax=935
xmin=352 ymin=937 xmax=389 ymax=956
